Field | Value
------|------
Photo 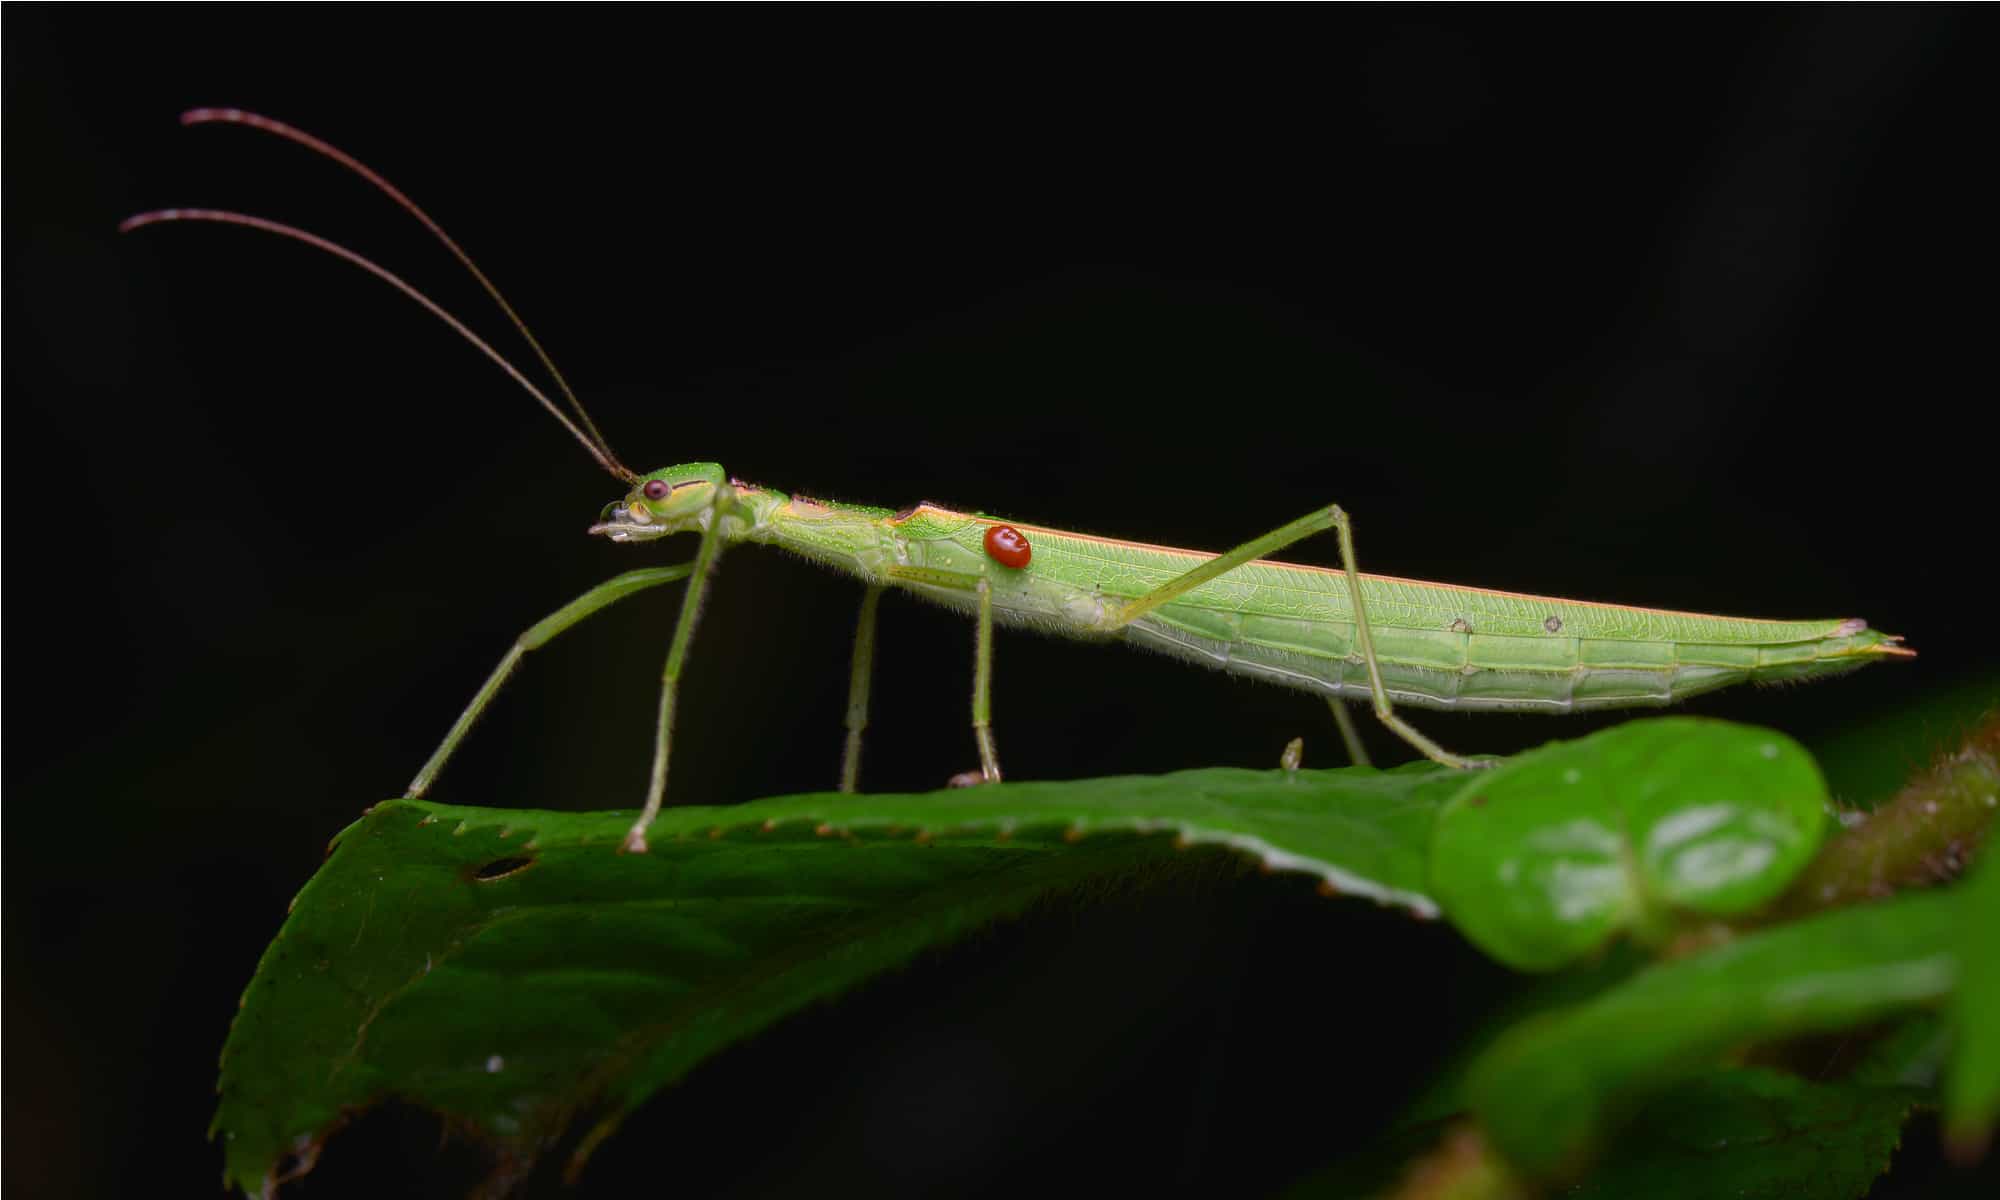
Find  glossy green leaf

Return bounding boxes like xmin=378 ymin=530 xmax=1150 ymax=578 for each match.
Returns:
xmin=1430 ymin=718 xmax=1828 ymax=970
xmin=214 ymin=763 xmax=1469 ymax=1195
xmin=1466 ymin=888 xmax=1961 ymax=1177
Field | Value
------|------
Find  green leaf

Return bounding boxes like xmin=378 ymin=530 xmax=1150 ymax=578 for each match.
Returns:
xmin=1429 ymin=719 xmax=1828 ymax=970
xmin=1948 ymin=841 xmax=2000 ymax=1152
xmin=214 ymin=763 xmax=1468 ymax=1195
xmin=1565 ymin=1067 xmax=1924 ymax=1200
xmin=1465 ymin=887 xmax=1961 ymax=1177
xmin=1847 ymin=1012 xmax=1954 ymax=1090
xmin=1295 ymin=1070 xmax=1924 ymax=1200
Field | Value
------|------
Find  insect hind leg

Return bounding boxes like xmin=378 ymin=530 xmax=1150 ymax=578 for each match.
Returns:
xmin=1103 ymin=503 xmax=1486 ymax=771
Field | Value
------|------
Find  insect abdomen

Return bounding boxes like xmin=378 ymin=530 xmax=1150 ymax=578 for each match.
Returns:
xmin=1129 ymin=609 xmax=1904 ymax=713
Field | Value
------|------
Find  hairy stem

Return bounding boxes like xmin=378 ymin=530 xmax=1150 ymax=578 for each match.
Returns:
xmin=1776 ymin=713 xmax=2000 ymax=918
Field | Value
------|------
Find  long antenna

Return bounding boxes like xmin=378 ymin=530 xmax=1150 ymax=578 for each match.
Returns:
xmin=120 ymin=207 xmax=634 ymax=482
xmin=135 ymin=108 xmax=637 ymax=480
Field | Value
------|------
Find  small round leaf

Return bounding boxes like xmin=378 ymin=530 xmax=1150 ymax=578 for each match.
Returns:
xmin=1431 ymin=719 xmax=1827 ymax=971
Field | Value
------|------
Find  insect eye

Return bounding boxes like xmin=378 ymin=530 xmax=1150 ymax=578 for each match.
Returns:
xmin=642 ymin=480 xmax=671 ymax=501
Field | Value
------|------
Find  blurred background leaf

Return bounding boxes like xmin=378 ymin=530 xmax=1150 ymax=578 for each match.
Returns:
xmin=1466 ymin=886 xmax=1963 ymax=1177
xmin=1565 ymin=1068 xmax=1926 ymax=1200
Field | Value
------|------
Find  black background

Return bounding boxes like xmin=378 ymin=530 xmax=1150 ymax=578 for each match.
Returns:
xmin=7 ymin=8 xmax=1997 ymax=1197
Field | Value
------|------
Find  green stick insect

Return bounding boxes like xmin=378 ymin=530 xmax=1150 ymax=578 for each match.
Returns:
xmin=127 ymin=110 xmax=1914 ymax=854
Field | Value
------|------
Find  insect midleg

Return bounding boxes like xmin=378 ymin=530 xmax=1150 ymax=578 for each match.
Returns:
xmin=407 ymin=565 xmax=695 ymax=799
xmin=972 ymin=578 xmax=1001 ymax=782
xmin=884 ymin=565 xmax=1005 ymax=784
xmin=623 ymin=491 xmax=732 ymax=855
xmin=1324 ymin=698 xmax=1371 ymax=767
xmin=1103 ymin=505 xmax=1485 ymax=771
xmin=840 ymin=586 xmax=885 ymax=793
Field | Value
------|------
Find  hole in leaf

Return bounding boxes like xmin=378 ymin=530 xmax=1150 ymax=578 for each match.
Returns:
xmin=471 ymin=855 xmax=536 ymax=882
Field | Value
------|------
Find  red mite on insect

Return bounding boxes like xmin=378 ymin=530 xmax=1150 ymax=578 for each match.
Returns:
xmin=983 ymin=524 xmax=1032 ymax=569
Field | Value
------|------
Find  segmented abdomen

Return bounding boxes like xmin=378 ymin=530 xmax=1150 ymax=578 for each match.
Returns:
xmin=1127 ymin=608 xmax=1895 ymax=712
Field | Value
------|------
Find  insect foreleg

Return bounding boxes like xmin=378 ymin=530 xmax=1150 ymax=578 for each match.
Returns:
xmin=623 ymin=490 xmax=733 ymax=854
xmin=1325 ymin=698 xmax=1371 ymax=767
xmin=1103 ymin=505 xmax=1483 ymax=771
xmin=407 ymin=565 xmax=696 ymax=799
